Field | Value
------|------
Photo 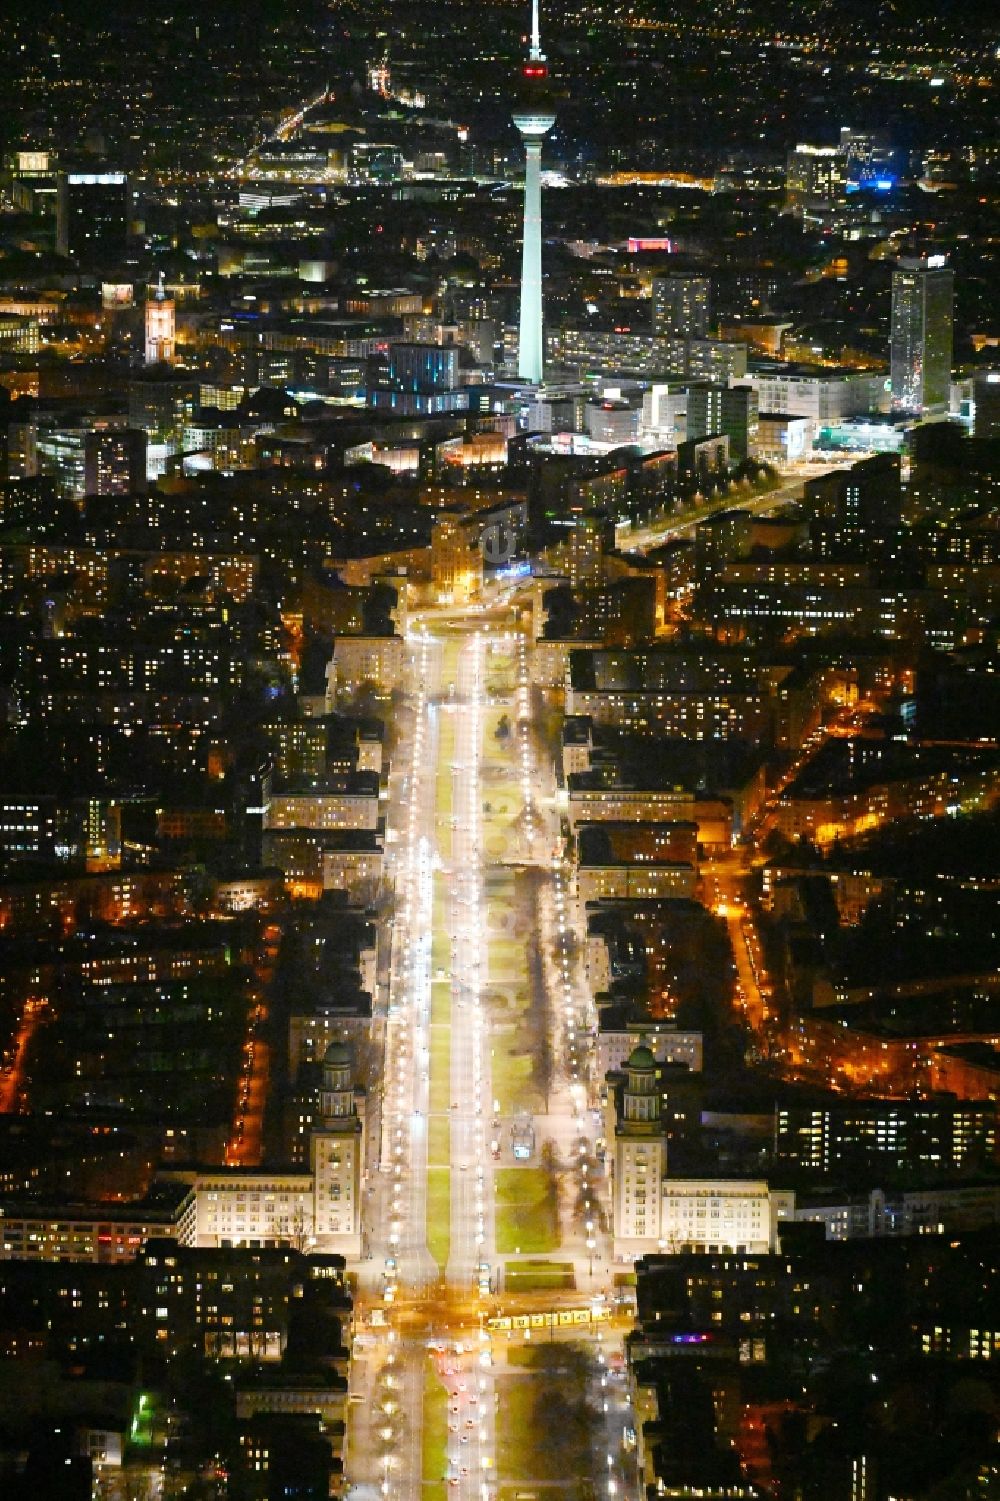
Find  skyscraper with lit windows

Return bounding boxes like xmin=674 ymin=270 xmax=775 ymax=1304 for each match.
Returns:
xmin=652 ymin=275 xmax=711 ymax=339
xmin=56 ymin=168 xmax=129 ymax=265
xmin=890 ymin=255 xmax=954 ymax=415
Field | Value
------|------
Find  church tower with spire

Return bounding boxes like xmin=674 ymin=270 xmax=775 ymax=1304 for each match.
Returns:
xmin=144 ymin=271 xmax=175 ymax=366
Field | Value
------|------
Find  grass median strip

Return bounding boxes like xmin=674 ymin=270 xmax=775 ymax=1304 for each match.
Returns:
xmin=427 ymin=1113 xmax=450 ymax=1168
xmin=431 ymin=872 xmax=450 ymax=973
xmin=426 ymin=1167 xmax=451 ymax=1271
xmin=423 ymin=1356 xmax=449 ymax=1499
xmin=436 ymin=712 xmax=455 ymax=825
xmin=429 ymin=1026 xmax=451 ymax=1116
xmin=430 ymin=979 xmax=450 ymax=1026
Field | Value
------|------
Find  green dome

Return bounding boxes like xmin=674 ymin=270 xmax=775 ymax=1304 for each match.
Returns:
xmin=323 ymin=1042 xmax=351 ymax=1067
xmin=626 ymin=1045 xmax=656 ymax=1071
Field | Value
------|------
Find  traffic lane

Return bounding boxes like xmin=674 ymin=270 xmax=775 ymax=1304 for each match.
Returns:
xmin=438 ymin=1340 xmax=494 ymax=1501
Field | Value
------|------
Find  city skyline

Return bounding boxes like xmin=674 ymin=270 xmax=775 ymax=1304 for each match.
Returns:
xmin=0 ymin=3 xmax=997 ymax=1499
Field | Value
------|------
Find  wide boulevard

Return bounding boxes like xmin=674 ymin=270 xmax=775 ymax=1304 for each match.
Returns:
xmin=346 ymin=596 xmax=634 ymax=1501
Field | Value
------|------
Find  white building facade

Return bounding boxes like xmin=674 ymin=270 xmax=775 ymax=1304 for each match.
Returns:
xmin=611 ymin=1046 xmax=792 ymax=1259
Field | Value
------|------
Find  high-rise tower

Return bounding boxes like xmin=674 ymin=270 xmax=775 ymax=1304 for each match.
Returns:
xmin=512 ymin=0 xmax=556 ymax=385
xmin=890 ymin=255 xmax=953 ymax=415
xmin=652 ymin=274 xmax=712 ymax=338
xmin=56 ymin=168 xmax=129 ymax=265
xmin=310 ymin=1041 xmax=364 ymax=1256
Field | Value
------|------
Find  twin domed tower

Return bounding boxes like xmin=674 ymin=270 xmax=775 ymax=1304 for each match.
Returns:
xmin=512 ymin=0 xmax=556 ymax=385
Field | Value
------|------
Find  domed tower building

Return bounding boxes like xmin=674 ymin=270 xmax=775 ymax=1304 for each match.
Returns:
xmin=609 ymin=1044 xmax=792 ymax=1259
xmin=612 ymin=1046 xmax=667 ymax=1258
xmin=310 ymin=1042 xmax=364 ymax=1257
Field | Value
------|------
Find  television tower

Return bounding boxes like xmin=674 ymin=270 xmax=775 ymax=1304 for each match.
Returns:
xmin=512 ymin=0 xmax=556 ymax=385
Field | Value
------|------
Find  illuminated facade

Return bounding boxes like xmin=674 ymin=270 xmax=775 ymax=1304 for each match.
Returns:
xmin=177 ymin=1045 xmax=365 ymax=1257
xmin=265 ymin=776 xmax=381 ymax=833
xmin=610 ymin=1047 xmax=790 ymax=1257
xmin=309 ymin=1043 xmax=364 ymax=1256
xmin=431 ymin=515 xmax=482 ymax=603
xmin=145 ymin=274 xmax=176 ymax=365
xmin=83 ymin=427 xmax=147 ymax=497
xmin=686 ymin=384 xmax=760 ymax=462
xmin=0 ymin=1039 xmax=365 ymax=1261
xmin=566 ymin=510 xmax=613 ymax=588
xmin=595 ymin=1024 xmax=703 ymax=1082
xmin=326 ymin=636 xmax=405 ymax=697
xmin=658 ymin=1180 xmax=790 ymax=1256
xmin=612 ymin=1047 xmax=668 ymax=1255
xmin=890 ymin=256 xmax=954 ymax=415
xmin=784 ymin=143 xmax=847 ymax=216
xmin=652 ymin=275 xmax=711 ymax=338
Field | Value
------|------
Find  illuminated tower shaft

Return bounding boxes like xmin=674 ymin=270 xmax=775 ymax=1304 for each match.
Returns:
xmin=512 ymin=0 xmax=555 ymax=385
xmin=517 ymin=133 xmax=546 ymax=384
